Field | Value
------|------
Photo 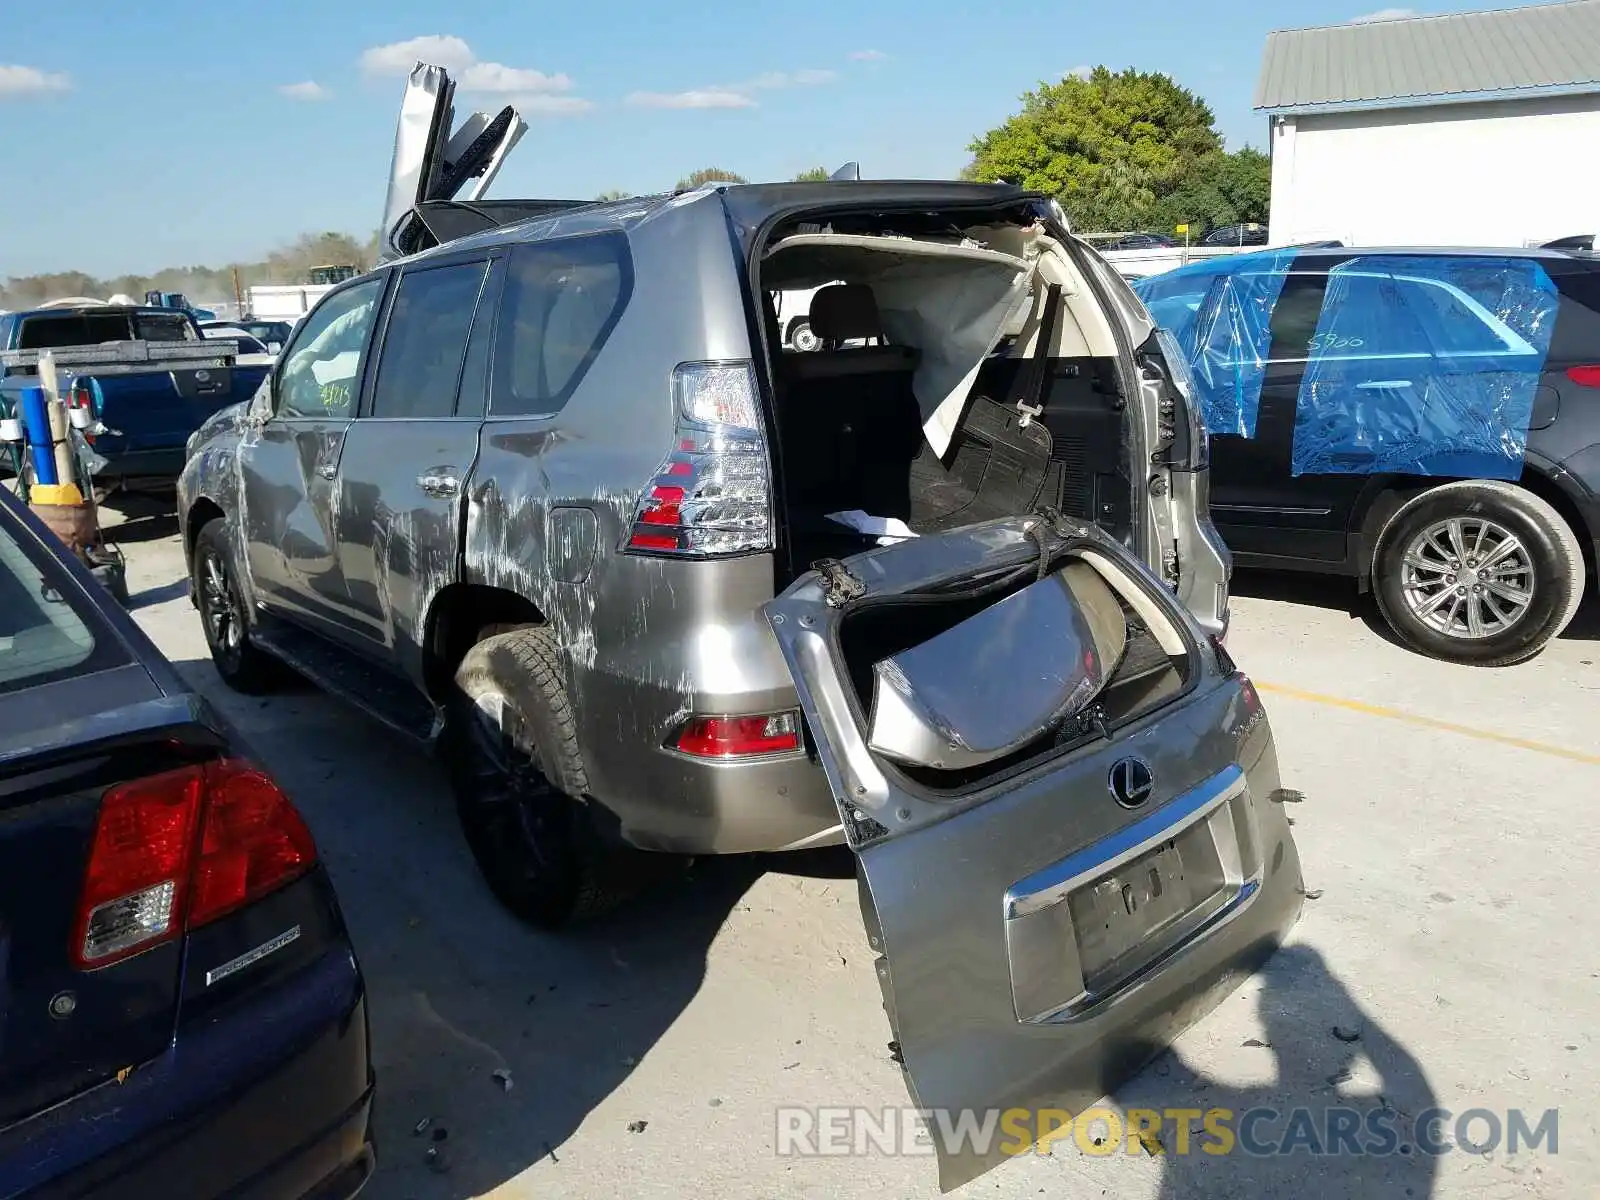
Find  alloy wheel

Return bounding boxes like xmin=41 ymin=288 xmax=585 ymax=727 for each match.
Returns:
xmin=1399 ymin=516 xmax=1535 ymax=640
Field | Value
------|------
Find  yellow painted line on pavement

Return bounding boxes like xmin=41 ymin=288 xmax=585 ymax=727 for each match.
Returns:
xmin=1255 ymin=680 xmax=1600 ymax=767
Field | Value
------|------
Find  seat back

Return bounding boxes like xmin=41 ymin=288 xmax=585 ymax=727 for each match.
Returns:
xmin=775 ymin=284 xmax=924 ymax=519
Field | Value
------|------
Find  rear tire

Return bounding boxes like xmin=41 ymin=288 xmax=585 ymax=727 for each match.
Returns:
xmin=788 ymin=319 xmax=820 ymax=353
xmin=443 ymin=626 xmax=638 ymax=930
xmin=192 ymin=519 xmax=281 ymax=693
xmin=1372 ymin=480 xmax=1586 ymax=666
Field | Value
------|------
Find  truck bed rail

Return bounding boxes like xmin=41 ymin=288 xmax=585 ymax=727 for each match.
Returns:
xmin=0 ymin=339 xmax=241 ymax=377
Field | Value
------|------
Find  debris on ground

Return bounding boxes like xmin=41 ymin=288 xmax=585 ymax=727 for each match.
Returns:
xmin=627 ymin=1120 xmax=649 ymax=1134
xmin=1300 ymin=888 xmax=1324 ymax=900
xmin=1332 ymin=1025 xmax=1362 ymax=1043
xmin=492 ymin=1067 xmax=514 ymax=1091
xmin=709 ymin=1098 xmax=722 ymax=1107
xmin=1242 ymin=1038 xmax=1271 ymax=1048
xmin=1272 ymin=789 xmax=1306 ymax=804
xmin=1135 ymin=1128 xmax=1164 ymax=1156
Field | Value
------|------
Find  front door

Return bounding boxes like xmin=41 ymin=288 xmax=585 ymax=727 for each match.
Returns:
xmin=238 ymin=274 xmax=388 ymax=638
xmin=333 ymin=255 xmax=500 ymax=679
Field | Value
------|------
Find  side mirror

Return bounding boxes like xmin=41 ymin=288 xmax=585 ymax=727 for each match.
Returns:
xmin=267 ymin=342 xmax=282 ymax=353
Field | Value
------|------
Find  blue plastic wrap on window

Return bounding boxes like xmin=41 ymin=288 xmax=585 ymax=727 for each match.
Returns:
xmin=1134 ymin=250 xmax=1296 ymax=438
xmin=1291 ymin=256 xmax=1559 ymax=478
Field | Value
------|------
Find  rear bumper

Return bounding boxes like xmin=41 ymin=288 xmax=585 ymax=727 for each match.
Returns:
xmin=86 ymin=447 xmax=186 ymax=484
xmin=8 ymin=952 xmax=373 ymax=1200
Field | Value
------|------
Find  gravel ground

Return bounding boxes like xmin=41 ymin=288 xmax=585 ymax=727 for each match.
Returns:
xmin=107 ymin=495 xmax=1599 ymax=1200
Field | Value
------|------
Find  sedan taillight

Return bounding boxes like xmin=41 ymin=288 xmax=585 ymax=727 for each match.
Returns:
xmin=73 ymin=759 xmax=317 ymax=969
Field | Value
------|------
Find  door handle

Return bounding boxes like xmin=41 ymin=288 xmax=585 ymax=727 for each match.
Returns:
xmin=417 ymin=470 xmax=460 ymax=498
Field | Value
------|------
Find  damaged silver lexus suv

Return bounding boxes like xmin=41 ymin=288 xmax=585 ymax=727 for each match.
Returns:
xmin=178 ymin=62 xmax=1302 ymax=1184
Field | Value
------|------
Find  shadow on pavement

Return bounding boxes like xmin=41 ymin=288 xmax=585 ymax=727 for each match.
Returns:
xmin=168 ymin=654 xmax=824 ymax=1199
xmin=1230 ymin=567 xmax=1600 ymax=649
xmin=1114 ymin=943 xmax=1439 ymax=1199
xmin=100 ymin=491 xmax=180 ymax=544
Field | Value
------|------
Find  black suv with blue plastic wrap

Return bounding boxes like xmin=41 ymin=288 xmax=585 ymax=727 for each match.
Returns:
xmin=1136 ymin=246 xmax=1600 ymax=666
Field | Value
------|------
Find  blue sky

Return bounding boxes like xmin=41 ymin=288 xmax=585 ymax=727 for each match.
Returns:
xmin=0 ymin=0 xmax=1526 ymax=277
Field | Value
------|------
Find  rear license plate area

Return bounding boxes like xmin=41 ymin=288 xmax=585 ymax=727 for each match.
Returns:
xmin=1003 ymin=765 xmax=1262 ymax=1023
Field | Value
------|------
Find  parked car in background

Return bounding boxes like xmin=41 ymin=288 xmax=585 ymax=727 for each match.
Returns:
xmin=1086 ymin=231 xmax=1179 ymax=251
xmin=0 ymin=305 xmax=271 ymax=490
xmin=0 ymin=485 xmax=373 ymax=1199
xmin=1201 ymin=223 xmax=1269 ymax=248
xmin=198 ymin=325 xmax=277 ymax=366
xmin=1136 ymin=245 xmax=1600 ymax=665
xmin=200 ymin=319 xmax=295 ymax=353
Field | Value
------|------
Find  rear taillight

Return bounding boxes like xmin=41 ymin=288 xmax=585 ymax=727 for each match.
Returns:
xmin=671 ymin=711 xmax=802 ymax=758
xmin=190 ymin=760 xmax=318 ymax=926
xmin=1566 ymin=365 xmax=1600 ymax=388
xmin=73 ymin=759 xmax=316 ymax=969
xmin=626 ymin=361 xmax=772 ymax=556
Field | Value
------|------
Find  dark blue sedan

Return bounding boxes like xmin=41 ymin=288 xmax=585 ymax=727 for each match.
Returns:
xmin=0 ymin=486 xmax=373 ymax=1198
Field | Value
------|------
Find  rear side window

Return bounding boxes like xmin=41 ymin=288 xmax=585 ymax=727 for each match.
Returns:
xmin=370 ymin=261 xmax=490 ymax=419
xmin=17 ymin=312 xmax=135 ymax=348
xmin=1549 ymin=267 xmax=1600 ymax=364
xmin=491 ymin=233 xmax=632 ymax=417
xmin=132 ymin=313 xmax=196 ymax=342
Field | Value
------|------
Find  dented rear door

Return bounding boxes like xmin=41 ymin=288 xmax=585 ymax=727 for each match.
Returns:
xmin=763 ymin=515 xmax=1303 ymax=1191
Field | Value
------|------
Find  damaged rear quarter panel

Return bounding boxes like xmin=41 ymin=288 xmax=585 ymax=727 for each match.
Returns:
xmin=459 ymin=194 xmax=814 ymax=841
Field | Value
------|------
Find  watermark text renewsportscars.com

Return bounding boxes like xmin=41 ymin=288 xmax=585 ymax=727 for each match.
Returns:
xmin=775 ymin=1105 xmax=1559 ymax=1158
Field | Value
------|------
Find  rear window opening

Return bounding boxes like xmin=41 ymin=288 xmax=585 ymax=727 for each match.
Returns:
xmin=16 ymin=310 xmax=195 ymax=350
xmin=837 ymin=546 xmax=1193 ymax=793
xmin=756 ymin=211 xmax=1135 ymax=587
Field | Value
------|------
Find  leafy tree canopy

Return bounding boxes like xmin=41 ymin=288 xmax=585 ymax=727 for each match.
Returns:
xmin=792 ymin=166 xmax=831 ymax=182
xmin=967 ymin=67 xmax=1268 ymax=236
xmin=594 ymin=188 xmax=633 ymax=201
xmin=676 ymin=167 xmax=748 ymax=190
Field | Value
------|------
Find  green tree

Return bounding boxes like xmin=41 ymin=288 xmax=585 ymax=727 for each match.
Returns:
xmin=967 ymin=67 xmax=1227 ymax=232
xmin=1146 ymin=146 xmax=1271 ymax=237
xmin=792 ymin=166 xmax=831 ymax=182
xmin=675 ymin=167 xmax=747 ymax=190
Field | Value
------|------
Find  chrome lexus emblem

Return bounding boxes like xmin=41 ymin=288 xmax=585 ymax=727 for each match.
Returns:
xmin=1108 ymin=756 xmax=1155 ymax=808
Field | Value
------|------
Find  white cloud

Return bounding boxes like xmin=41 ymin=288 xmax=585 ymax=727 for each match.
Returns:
xmin=629 ymin=67 xmax=835 ymax=111
xmin=360 ymin=34 xmax=475 ymax=75
xmin=1348 ymin=7 xmax=1417 ymax=20
xmin=459 ymin=62 xmax=572 ymax=93
xmin=516 ymin=93 xmax=595 ymax=114
xmin=626 ymin=88 xmax=756 ymax=110
xmin=359 ymin=34 xmax=586 ymax=113
xmin=0 ymin=64 xmax=70 ymax=97
xmin=849 ymin=49 xmax=888 ymax=61
xmin=746 ymin=69 xmax=837 ymax=89
xmin=278 ymin=80 xmax=330 ymax=101
xmin=1065 ymin=65 xmax=1093 ymax=80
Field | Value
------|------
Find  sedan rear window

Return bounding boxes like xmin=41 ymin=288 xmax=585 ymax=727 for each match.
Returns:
xmin=0 ymin=513 xmax=116 ymax=693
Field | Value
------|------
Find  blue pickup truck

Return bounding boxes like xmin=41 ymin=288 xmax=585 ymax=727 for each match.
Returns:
xmin=0 ymin=304 xmax=270 ymax=489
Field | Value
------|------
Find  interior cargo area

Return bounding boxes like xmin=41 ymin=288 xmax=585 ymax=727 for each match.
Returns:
xmin=837 ymin=544 xmax=1193 ymax=792
xmin=756 ymin=207 xmax=1136 ymax=583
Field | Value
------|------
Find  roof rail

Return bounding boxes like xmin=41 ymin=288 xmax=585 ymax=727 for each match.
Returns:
xmin=395 ymin=198 xmax=594 ymax=257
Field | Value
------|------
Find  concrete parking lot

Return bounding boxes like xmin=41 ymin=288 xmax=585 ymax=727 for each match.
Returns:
xmin=107 ymin=495 xmax=1598 ymax=1200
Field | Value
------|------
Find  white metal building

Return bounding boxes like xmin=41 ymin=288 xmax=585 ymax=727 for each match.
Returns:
xmin=1256 ymin=0 xmax=1600 ymax=248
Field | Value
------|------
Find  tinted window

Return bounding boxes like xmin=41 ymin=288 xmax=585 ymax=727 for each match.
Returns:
xmin=1267 ymin=275 xmax=1329 ymax=360
xmin=1549 ymin=267 xmax=1600 ymax=363
xmin=370 ymin=261 xmax=489 ymax=419
xmin=132 ymin=312 xmax=196 ymax=342
xmin=18 ymin=312 xmax=134 ymax=348
xmin=275 ymin=277 xmax=386 ymax=419
xmin=0 ymin=506 xmax=120 ymax=693
xmin=492 ymin=234 xmax=631 ymax=417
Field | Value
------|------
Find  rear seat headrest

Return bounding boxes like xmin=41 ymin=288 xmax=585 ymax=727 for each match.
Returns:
xmin=809 ymin=284 xmax=884 ymax=344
